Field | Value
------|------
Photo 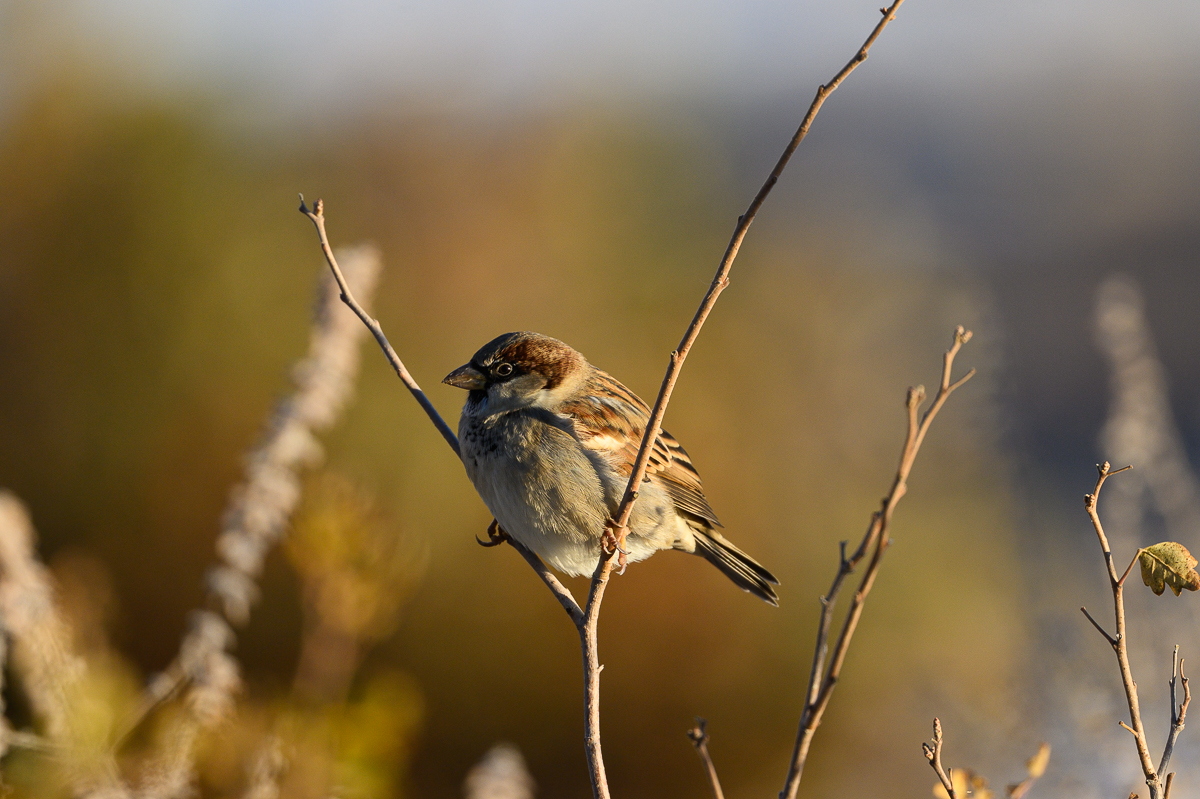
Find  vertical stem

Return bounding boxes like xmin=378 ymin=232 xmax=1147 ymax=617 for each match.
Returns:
xmin=580 ymin=562 xmax=614 ymax=799
xmin=1085 ymin=463 xmax=1161 ymax=799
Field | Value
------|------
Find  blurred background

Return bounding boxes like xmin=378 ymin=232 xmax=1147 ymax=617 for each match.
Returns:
xmin=2 ymin=0 xmax=1200 ymax=796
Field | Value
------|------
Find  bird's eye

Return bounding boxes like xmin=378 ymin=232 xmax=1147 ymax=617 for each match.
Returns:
xmin=495 ymin=362 xmax=514 ymax=377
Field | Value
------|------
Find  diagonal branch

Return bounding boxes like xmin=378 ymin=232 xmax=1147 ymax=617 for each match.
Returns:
xmin=299 ymin=197 xmax=460 ymax=457
xmin=1080 ymin=606 xmax=1119 ymax=647
xmin=779 ymin=326 xmax=973 ymax=799
xmin=509 ymin=536 xmax=584 ymax=627
xmin=609 ymin=0 xmax=910 ymax=546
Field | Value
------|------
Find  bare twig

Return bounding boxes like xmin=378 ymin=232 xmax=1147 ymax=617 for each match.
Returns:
xmin=509 ymin=536 xmax=584 ymax=627
xmin=1080 ymin=606 xmax=1119 ymax=646
xmin=577 ymin=559 xmax=615 ymax=798
xmin=1157 ymin=648 xmax=1190 ymax=781
xmin=591 ymin=3 xmax=912 ymax=792
xmin=922 ymin=718 xmax=957 ymax=799
xmin=299 ymin=199 xmax=459 ymax=456
xmin=1119 ymin=551 xmax=1142 ymax=587
xmin=780 ymin=326 xmax=973 ymax=799
xmin=686 ymin=719 xmax=726 ymax=799
xmin=610 ymin=0 xmax=910 ymax=550
xmin=1083 ymin=462 xmax=1164 ymax=799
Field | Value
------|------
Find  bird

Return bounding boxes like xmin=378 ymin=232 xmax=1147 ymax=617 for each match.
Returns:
xmin=443 ymin=331 xmax=779 ymax=605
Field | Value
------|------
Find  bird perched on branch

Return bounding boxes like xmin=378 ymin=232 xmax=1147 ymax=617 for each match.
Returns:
xmin=443 ymin=332 xmax=779 ymax=605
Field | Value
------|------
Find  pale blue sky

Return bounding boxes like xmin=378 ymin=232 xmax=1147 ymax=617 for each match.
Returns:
xmin=6 ymin=0 xmax=1200 ymax=113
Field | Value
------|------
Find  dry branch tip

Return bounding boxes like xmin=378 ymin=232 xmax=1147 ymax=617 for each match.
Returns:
xmin=923 ymin=718 xmax=956 ymax=799
xmin=687 ymin=718 xmax=709 ymax=748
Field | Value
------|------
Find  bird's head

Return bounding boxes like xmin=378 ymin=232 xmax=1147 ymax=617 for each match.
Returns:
xmin=443 ymin=332 xmax=588 ymax=415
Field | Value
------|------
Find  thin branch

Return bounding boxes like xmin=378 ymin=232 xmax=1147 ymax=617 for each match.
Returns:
xmin=1158 ymin=650 xmax=1190 ymax=780
xmin=922 ymin=718 xmax=957 ymax=799
xmin=1119 ymin=551 xmax=1142 ymax=587
xmin=299 ymin=197 xmax=460 ymax=457
xmin=1085 ymin=462 xmax=1162 ymax=798
xmin=1164 ymin=773 xmax=1175 ymax=799
xmin=509 ymin=536 xmax=584 ymax=627
xmin=686 ymin=719 xmax=726 ymax=799
xmin=780 ymin=326 xmax=973 ymax=799
xmin=577 ymin=557 xmax=615 ymax=799
xmin=1080 ymin=606 xmax=1119 ymax=647
xmin=609 ymin=0 xmax=910 ymax=547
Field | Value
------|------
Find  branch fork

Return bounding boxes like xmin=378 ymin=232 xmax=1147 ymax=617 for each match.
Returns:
xmin=923 ymin=718 xmax=957 ymax=799
xmin=1082 ymin=462 xmax=1191 ymax=799
xmin=778 ymin=326 xmax=973 ymax=799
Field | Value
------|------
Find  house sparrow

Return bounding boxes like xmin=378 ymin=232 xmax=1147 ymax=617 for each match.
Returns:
xmin=443 ymin=332 xmax=779 ymax=605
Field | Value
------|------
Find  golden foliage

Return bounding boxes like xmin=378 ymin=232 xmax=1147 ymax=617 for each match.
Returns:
xmin=1137 ymin=542 xmax=1200 ymax=596
xmin=932 ymin=743 xmax=1050 ymax=799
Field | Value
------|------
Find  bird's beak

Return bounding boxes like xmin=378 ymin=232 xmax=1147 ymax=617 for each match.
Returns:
xmin=442 ymin=363 xmax=487 ymax=390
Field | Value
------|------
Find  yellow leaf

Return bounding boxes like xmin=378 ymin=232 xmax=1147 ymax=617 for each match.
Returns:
xmin=1025 ymin=742 xmax=1050 ymax=778
xmin=1138 ymin=543 xmax=1200 ymax=596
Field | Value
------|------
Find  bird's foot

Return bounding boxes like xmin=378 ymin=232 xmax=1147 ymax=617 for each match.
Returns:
xmin=601 ymin=520 xmax=629 ymax=574
xmin=476 ymin=519 xmax=510 ymax=548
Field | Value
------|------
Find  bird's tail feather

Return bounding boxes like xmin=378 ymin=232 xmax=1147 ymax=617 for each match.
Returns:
xmin=691 ymin=530 xmax=779 ymax=606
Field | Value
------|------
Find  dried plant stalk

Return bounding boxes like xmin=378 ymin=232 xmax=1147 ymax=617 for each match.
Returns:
xmin=0 ymin=492 xmax=131 ymax=797
xmin=137 ymin=247 xmax=380 ymax=796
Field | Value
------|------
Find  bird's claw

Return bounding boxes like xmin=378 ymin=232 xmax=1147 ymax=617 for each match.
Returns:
xmin=601 ymin=521 xmax=629 ymax=574
xmin=476 ymin=519 xmax=510 ymax=548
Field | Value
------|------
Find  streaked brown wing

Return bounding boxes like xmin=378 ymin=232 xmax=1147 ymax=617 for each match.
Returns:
xmin=560 ymin=368 xmax=722 ymax=527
